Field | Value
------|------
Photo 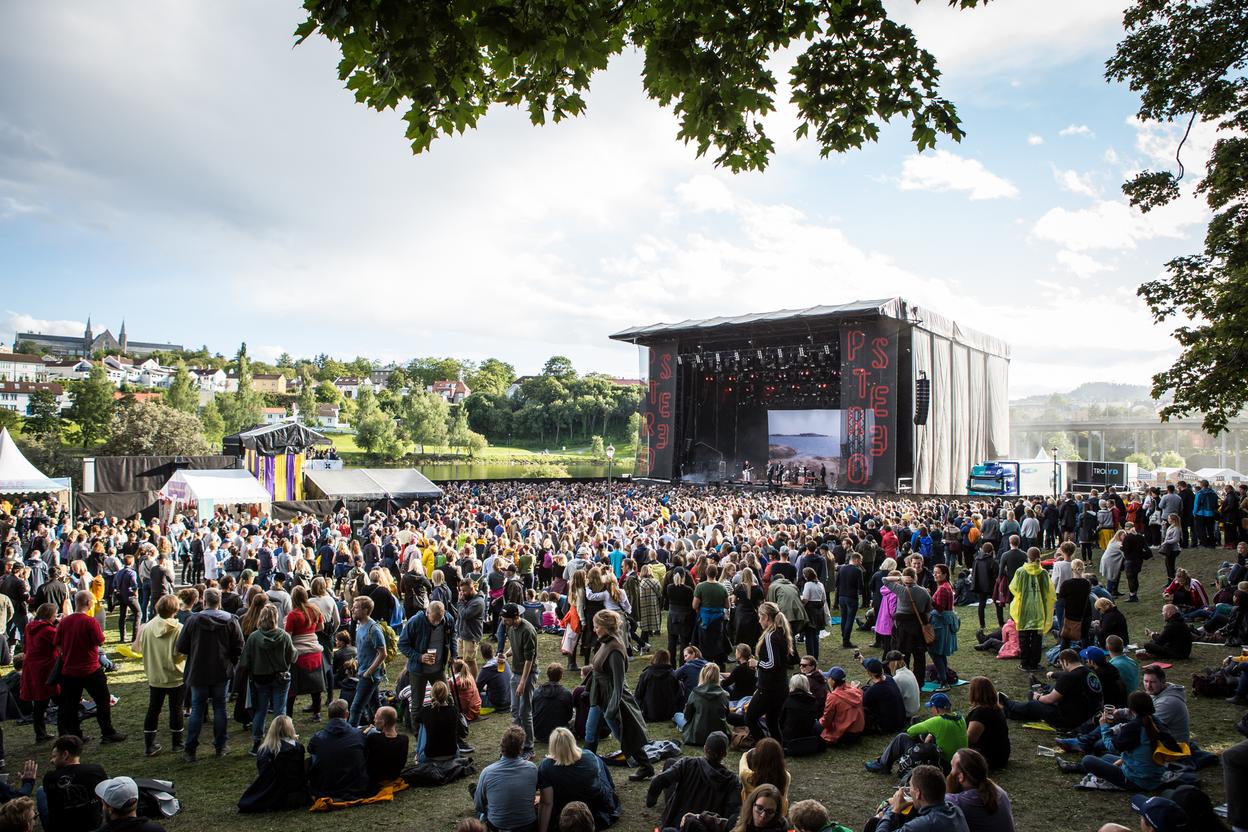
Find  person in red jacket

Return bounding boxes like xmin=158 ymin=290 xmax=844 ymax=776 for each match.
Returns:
xmin=19 ymin=603 xmax=58 ymax=743
xmin=55 ymin=590 xmax=125 ymax=743
xmin=819 ymin=666 xmax=865 ymax=746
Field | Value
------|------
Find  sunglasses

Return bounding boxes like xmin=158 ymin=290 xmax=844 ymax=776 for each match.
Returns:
xmin=752 ymin=803 xmax=777 ymax=818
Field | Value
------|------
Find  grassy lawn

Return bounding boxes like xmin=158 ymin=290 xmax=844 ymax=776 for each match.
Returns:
xmin=326 ymin=433 xmax=638 ymax=465
xmin=23 ymin=545 xmax=1238 ymax=832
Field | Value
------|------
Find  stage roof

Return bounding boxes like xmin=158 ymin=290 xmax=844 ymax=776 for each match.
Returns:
xmin=610 ymin=297 xmax=1010 ymax=358
xmin=224 ymin=422 xmax=331 ymax=455
xmin=304 ymin=468 xmax=443 ymax=501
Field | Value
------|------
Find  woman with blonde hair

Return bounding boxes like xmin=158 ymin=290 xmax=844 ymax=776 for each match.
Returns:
xmin=677 ymin=662 xmax=729 ymax=745
xmin=734 ymin=567 xmax=764 ymax=648
xmin=536 ymin=727 xmax=619 ymax=832
xmin=238 ymin=715 xmax=311 ymax=813
xmin=747 ymin=602 xmax=794 ymax=744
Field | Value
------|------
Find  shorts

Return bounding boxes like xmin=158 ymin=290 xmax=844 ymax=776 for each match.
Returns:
xmin=458 ymin=639 xmax=479 ymax=663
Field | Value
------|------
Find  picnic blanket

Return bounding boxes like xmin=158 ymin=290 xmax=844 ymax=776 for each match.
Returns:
xmin=1022 ymin=722 xmax=1057 ymax=732
xmin=921 ymin=680 xmax=969 ymax=692
xmin=310 ymin=779 xmax=409 ymax=812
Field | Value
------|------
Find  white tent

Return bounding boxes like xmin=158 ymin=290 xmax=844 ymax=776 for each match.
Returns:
xmin=1194 ymin=467 xmax=1248 ymax=483
xmin=160 ymin=469 xmax=271 ymax=520
xmin=0 ymin=427 xmax=68 ymax=494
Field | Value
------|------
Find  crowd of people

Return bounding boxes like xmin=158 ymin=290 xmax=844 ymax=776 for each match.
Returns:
xmin=0 ymin=477 xmax=1244 ymax=832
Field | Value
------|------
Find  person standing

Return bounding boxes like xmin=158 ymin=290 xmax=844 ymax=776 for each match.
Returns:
xmin=890 ymin=569 xmax=933 ymax=684
xmin=111 ymin=556 xmax=141 ymax=644
xmin=241 ymin=605 xmax=296 ymax=756
xmin=746 ymin=602 xmax=794 ymax=745
xmin=55 ymin=590 xmax=126 ymax=744
xmin=138 ymin=594 xmax=185 ymax=757
xmin=1007 ymin=549 xmax=1054 ymax=673
xmin=502 ymin=602 xmax=538 ymax=757
xmin=349 ymin=595 xmax=387 ymax=727
xmin=836 ymin=553 xmax=865 ymax=650
xmin=19 ymin=603 xmax=57 ymax=743
xmin=176 ymin=587 xmax=244 ymax=761
xmin=456 ymin=578 xmax=487 ymax=678
xmin=1160 ymin=514 xmax=1183 ymax=581
xmin=398 ymin=600 xmax=461 ymax=742
xmin=589 ymin=609 xmax=653 ymax=781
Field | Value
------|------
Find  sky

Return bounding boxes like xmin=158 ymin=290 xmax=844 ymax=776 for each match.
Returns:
xmin=0 ymin=1 xmax=1219 ymax=398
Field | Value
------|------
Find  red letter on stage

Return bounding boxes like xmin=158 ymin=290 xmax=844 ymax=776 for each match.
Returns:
xmin=847 ymin=330 xmax=866 ymax=361
xmin=871 ymin=337 xmax=890 ymax=370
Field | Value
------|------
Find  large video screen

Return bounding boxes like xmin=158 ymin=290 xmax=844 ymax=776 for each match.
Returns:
xmin=767 ymin=409 xmax=843 ymax=487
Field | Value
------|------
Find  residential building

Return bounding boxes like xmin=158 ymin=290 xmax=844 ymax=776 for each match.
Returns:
xmin=191 ymin=367 xmax=229 ymax=394
xmin=506 ymin=376 xmax=537 ymax=398
xmin=261 ymin=406 xmax=289 ymax=425
xmin=0 ymin=382 xmax=68 ymax=414
xmin=43 ymin=358 xmax=93 ymax=382
xmin=431 ymin=379 xmax=471 ymax=404
xmin=315 ymin=403 xmax=341 ymax=429
xmin=15 ymin=317 xmax=181 ymax=358
xmin=252 ymin=373 xmax=288 ymax=394
xmin=333 ymin=377 xmax=372 ymax=399
xmin=0 ymin=353 xmax=46 ymax=383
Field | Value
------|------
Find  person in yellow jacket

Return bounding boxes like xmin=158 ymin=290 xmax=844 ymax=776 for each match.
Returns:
xmin=139 ymin=594 xmax=187 ymax=757
xmin=1008 ymin=549 xmax=1055 ymax=673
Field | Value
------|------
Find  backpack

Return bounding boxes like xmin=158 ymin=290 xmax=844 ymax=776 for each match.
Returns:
xmin=379 ymin=621 xmax=400 ymax=663
xmin=1191 ymin=667 xmax=1234 ymax=698
xmin=897 ymin=739 xmax=944 ymax=782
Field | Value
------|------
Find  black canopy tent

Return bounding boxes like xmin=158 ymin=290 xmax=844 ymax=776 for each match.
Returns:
xmin=222 ymin=422 xmax=331 ymax=456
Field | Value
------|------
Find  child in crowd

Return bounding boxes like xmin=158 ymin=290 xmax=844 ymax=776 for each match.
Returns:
xmin=541 ymin=591 xmax=559 ymax=627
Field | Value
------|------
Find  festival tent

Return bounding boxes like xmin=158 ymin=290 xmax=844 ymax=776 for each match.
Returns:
xmin=303 ymin=467 xmax=442 ymax=511
xmin=1194 ymin=467 xmax=1248 ymax=483
xmin=0 ymin=427 xmax=69 ymax=494
xmin=224 ymin=422 xmax=331 ymax=502
xmin=159 ymin=468 xmax=272 ymax=521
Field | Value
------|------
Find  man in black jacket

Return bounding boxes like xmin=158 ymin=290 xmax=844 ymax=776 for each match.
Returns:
xmin=532 ymin=663 xmax=574 ymax=742
xmin=644 ymin=731 xmax=742 ymax=829
xmin=175 ymin=588 xmax=244 ymax=762
xmin=1138 ymin=604 xmax=1193 ymax=660
xmin=308 ymin=698 xmax=372 ymax=800
xmin=42 ymin=735 xmax=108 ymax=832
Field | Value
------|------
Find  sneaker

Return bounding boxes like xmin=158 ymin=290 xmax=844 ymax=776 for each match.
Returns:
xmin=1055 ymin=738 xmax=1083 ymax=753
xmin=1056 ymin=759 xmax=1083 ymax=774
xmin=1125 ymin=595 xmax=1139 ymax=603
xmin=215 ymin=745 xmax=229 ymax=757
xmin=458 ymin=742 xmax=476 ymax=755
xmin=182 ymin=750 xmax=198 ymax=763
xmin=865 ymin=759 xmax=887 ymax=773
xmin=101 ymin=733 xmax=126 ymax=744
xmin=628 ymin=766 xmax=655 ymax=782
xmin=520 ymin=750 xmax=535 ymax=762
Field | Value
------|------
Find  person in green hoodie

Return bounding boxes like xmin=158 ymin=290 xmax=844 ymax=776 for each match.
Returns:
xmin=240 ymin=605 xmax=297 ymax=756
xmin=675 ymin=662 xmax=729 ymax=745
xmin=865 ymin=692 xmax=967 ymax=774
xmin=139 ymin=594 xmax=186 ymax=757
xmin=1008 ymin=549 xmax=1055 ymax=672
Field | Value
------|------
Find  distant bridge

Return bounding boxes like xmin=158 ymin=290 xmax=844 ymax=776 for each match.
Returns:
xmin=1011 ymin=418 xmax=1248 ymax=469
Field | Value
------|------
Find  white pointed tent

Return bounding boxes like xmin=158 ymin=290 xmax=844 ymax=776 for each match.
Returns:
xmin=0 ymin=428 xmax=69 ymax=494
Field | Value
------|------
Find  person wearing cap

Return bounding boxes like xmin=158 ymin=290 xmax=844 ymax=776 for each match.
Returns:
xmin=644 ymin=730 xmax=742 ymax=830
xmin=503 ymin=602 xmax=539 ymax=757
xmin=819 ymin=666 xmax=865 ymax=748
xmin=93 ymin=775 xmax=165 ymax=832
xmin=1080 ymin=645 xmax=1127 ymax=708
xmin=885 ymin=650 xmax=921 ymax=719
xmin=861 ymin=657 xmax=906 ymax=735
xmin=865 ymin=692 xmax=966 ymax=774
xmin=1097 ymin=795 xmax=1189 ymax=832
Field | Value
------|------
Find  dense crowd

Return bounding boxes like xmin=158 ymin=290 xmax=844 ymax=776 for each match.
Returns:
xmin=0 ymin=477 xmax=1244 ymax=832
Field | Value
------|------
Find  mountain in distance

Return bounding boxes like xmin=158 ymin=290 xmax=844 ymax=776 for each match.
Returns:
xmin=1012 ymin=381 xmax=1160 ymax=405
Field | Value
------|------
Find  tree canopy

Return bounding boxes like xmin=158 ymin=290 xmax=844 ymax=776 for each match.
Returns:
xmin=296 ymin=0 xmax=985 ymax=171
xmin=1108 ymin=0 xmax=1248 ymax=434
xmin=106 ymin=401 xmax=212 ymax=456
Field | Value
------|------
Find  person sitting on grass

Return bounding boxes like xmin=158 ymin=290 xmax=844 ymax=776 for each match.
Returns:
xmin=93 ymin=776 xmax=166 ymax=832
xmin=307 ymin=698 xmax=371 ymax=801
xmin=944 ymin=749 xmax=1015 ymax=832
xmin=865 ymin=693 xmax=966 ymax=775
xmin=1097 ymin=796 xmax=1189 ymax=832
xmin=676 ymin=663 xmax=729 ymax=746
xmin=864 ymin=764 xmax=969 ymax=832
xmin=558 ymin=801 xmax=597 ymax=832
xmin=999 ymin=649 xmax=1102 ymax=732
xmin=819 ymin=666 xmax=865 ymax=749
xmin=238 ymin=715 xmax=312 ymax=813
xmin=1056 ymin=691 xmax=1178 ymax=791
xmin=0 ymin=796 xmax=36 ymax=832
xmin=40 ymin=735 xmax=107 ymax=832
xmin=861 ymin=658 xmax=906 ymax=736
xmin=533 ymin=662 xmax=574 ymax=743
xmin=789 ymin=799 xmax=853 ymax=832
xmin=364 ymin=705 xmax=410 ymax=787
xmin=644 ymin=731 xmax=742 ymax=831
xmin=476 ymin=641 xmax=512 ymax=713
xmin=636 ymin=649 xmax=682 ymax=722
xmin=781 ymin=674 xmax=825 ymax=757
xmin=1136 ymin=605 xmax=1192 ymax=661
xmin=473 ymin=726 xmax=538 ymax=832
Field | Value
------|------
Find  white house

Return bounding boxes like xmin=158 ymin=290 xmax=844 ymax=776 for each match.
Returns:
xmin=430 ymin=379 xmax=471 ymax=404
xmin=315 ymin=403 xmax=341 ymax=429
xmin=43 ymin=358 xmax=94 ymax=382
xmin=0 ymin=381 xmax=69 ymax=414
xmin=261 ymin=406 xmax=290 ymax=425
xmin=505 ymin=376 xmax=536 ymax=398
xmin=333 ymin=377 xmax=372 ymax=399
xmin=0 ymin=353 xmax=47 ymax=383
xmin=191 ymin=368 xmax=229 ymax=394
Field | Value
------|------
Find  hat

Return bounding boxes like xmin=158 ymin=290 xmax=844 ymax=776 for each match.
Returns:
xmin=883 ymin=650 xmax=905 ymax=664
xmin=823 ymin=666 xmax=846 ymax=682
xmin=1130 ymin=796 xmax=1187 ymax=832
xmin=501 ymin=603 xmax=522 ymax=619
xmin=95 ymin=776 xmax=139 ymax=809
xmin=1079 ymin=646 xmax=1107 ymax=664
xmin=864 ymin=658 xmax=884 ymax=675
xmin=924 ymin=692 xmax=952 ymax=710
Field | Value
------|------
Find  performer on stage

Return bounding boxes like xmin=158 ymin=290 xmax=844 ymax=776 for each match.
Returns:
xmin=742 ymin=460 xmax=753 ymax=483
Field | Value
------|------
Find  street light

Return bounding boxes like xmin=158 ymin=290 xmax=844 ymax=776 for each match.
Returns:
xmin=1051 ymin=446 xmax=1059 ymax=500
xmin=606 ymin=444 xmax=616 ymax=526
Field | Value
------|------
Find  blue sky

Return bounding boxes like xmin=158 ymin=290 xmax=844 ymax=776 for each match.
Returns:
xmin=0 ymin=1 xmax=1216 ymax=396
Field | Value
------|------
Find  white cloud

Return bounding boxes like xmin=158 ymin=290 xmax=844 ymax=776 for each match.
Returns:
xmin=4 ymin=311 xmax=84 ymax=346
xmin=1053 ymin=167 xmax=1098 ymax=198
xmin=1059 ymin=124 xmax=1094 ymax=138
xmin=896 ymin=150 xmax=1019 ymax=200
xmin=675 ymin=175 xmax=736 ymax=213
xmin=0 ymin=195 xmax=39 ymax=219
xmin=1056 ymin=249 xmax=1112 ymax=278
xmin=1027 ymin=135 xmax=1044 ymax=146
xmin=1032 ymin=197 xmax=1204 ymax=252
xmin=1104 ymin=148 xmax=1120 ymax=165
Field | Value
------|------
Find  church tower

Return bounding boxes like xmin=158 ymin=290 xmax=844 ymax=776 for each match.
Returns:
xmin=119 ymin=319 xmax=128 ymax=354
xmin=84 ymin=315 xmax=93 ymax=356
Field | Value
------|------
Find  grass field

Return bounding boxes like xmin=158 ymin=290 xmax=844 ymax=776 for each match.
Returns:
xmin=326 ymin=432 xmax=637 ymax=463
xmin=17 ymin=546 xmax=1241 ymax=832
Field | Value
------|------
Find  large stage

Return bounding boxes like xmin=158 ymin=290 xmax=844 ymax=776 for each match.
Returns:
xmin=611 ymin=298 xmax=1011 ymax=495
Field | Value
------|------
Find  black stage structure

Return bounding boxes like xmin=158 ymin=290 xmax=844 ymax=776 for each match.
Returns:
xmin=610 ymin=298 xmax=1011 ymax=495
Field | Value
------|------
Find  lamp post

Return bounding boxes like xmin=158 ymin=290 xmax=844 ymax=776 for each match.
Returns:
xmin=1051 ymin=446 xmax=1059 ymax=501
xmin=606 ymin=444 xmax=616 ymax=527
